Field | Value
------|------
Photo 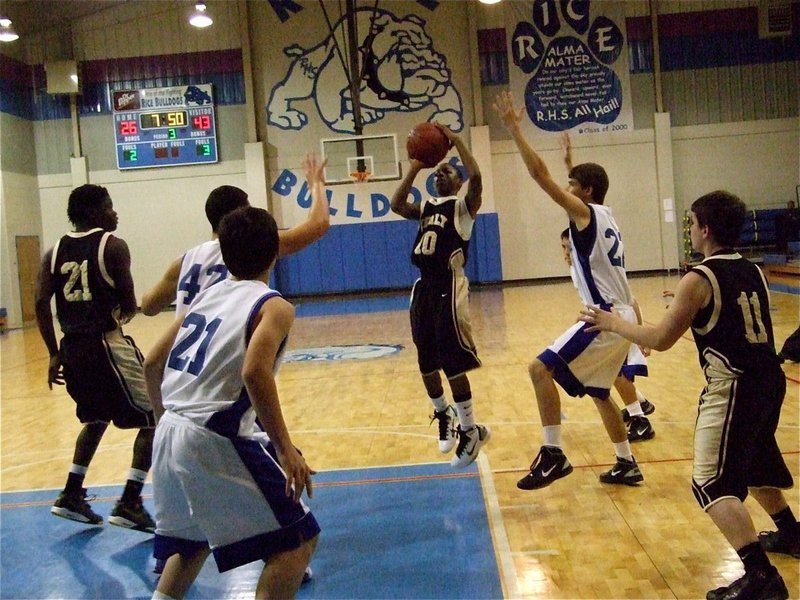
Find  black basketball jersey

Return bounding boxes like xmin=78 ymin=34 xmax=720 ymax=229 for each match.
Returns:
xmin=690 ymin=251 xmax=777 ymax=373
xmin=411 ymin=195 xmax=474 ymax=279
xmin=50 ymin=228 xmax=120 ymax=335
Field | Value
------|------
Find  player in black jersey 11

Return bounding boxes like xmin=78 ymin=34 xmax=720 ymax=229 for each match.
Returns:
xmin=581 ymin=190 xmax=797 ymax=600
xmin=390 ymin=124 xmax=490 ymax=468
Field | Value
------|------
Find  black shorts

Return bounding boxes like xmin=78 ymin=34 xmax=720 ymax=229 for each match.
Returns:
xmin=61 ymin=329 xmax=155 ymax=429
xmin=409 ymin=274 xmax=480 ymax=379
xmin=691 ymin=353 xmax=792 ymax=509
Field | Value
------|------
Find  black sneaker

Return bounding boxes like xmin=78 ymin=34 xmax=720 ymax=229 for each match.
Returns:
xmin=621 ymin=399 xmax=655 ymax=422
xmin=627 ymin=415 xmax=655 ymax=442
xmin=599 ymin=456 xmax=644 ymax=485
xmin=430 ymin=405 xmax=458 ymax=453
xmin=706 ymin=567 xmax=789 ymax=600
xmin=451 ymin=424 xmax=491 ymax=468
xmin=517 ymin=446 xmax=573 ymax=490
xmin=759 ymin=529 xmax=800 ymax=558
xmin=50 ymin=488 xmax=103 ymax=525
xmin=108 ymin=496 xmax=155 ymax=533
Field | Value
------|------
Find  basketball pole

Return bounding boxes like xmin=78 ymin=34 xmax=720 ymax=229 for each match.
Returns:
xmin=319 ymin=0 xmax=383 ymax=176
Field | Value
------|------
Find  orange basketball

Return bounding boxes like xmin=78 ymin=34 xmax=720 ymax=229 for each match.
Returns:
xmin=406 ymin=122 xmax=451 ymax=168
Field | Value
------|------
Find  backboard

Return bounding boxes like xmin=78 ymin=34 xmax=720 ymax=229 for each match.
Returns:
xmin=321 ymin=133 xmax=400 ymax=185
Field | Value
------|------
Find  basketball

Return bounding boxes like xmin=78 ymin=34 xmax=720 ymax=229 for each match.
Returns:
xmin=406 ymin=122 xmax=451 ymax=168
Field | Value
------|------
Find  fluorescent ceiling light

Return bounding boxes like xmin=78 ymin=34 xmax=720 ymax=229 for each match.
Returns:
xmin=479 ymin=0 xmax=503 ymax=4
xmin=0 ymin=18 xmax=19 ymax=42
xmin=189 ymin=2 xmax=213 ymax=28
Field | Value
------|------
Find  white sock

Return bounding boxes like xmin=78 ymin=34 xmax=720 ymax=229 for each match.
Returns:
xmin=152 ymin=591 xmax=177 ymax=600
xmin=69 ymin=464 xmax=89 ymax=476
xmin=543 ymin=425 xmax=562 ymax=448
xmin=429 ymin=394 xmax=448 ymax=413
xmin=625 ymin=401 xmax=644 ymax=417
xmin=128 ymin=468 xmax=148 ymax=484
xmin=613 ymin=441 xmax=633 ymax=461
xmin=454 ymin=398 xmax=475 ymax=430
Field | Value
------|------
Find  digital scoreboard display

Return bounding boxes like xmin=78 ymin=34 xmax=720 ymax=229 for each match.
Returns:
xmin=112 ymin=84 xmax=218 ymax=170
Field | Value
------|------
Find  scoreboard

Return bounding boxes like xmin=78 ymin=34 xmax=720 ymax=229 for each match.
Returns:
xmin=112 ymin=84 xmax=218 ymax=170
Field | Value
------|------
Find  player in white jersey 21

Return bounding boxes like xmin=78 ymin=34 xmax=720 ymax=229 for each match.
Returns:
xmin=141 ymin=153 xmax=328 ymax=317
xmin=144 ymin=206 xmax=319 ymax=599
xmin=494 ymin=91 xmax=644 ymax=490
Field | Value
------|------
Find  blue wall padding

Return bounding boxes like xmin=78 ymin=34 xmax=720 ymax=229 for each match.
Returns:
xmin=274 ymin=212 xmax=502 ymax=296
xmin=738 ymin=209 xmax=789 ymax=245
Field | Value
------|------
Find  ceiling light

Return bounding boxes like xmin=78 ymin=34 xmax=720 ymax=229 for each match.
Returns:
xmin=189 ymin=2 xmax=213 ymax=28
xmin=0 ymin=18 xmax=19 ymax=42
xmin=479 ymin=0 xmax=503 ymax=4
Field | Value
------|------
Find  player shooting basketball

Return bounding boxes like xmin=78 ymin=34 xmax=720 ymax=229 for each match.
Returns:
xmin=390 ymin=123 xmax=490 ymax=469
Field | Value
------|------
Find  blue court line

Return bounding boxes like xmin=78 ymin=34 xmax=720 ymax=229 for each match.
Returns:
xmin=1 ymin=462 xmax=501 ymax=599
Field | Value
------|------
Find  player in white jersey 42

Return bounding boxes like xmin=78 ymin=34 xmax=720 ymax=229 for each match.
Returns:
xmin=141 ymin=153 xmax=329 ymax=317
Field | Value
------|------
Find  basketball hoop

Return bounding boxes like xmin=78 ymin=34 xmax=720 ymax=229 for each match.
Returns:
xmin=349 ymin=170 xmax=372 ymax=183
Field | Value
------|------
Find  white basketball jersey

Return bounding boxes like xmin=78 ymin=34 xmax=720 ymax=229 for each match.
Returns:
xmin=175 ymin=240 xmax=228 ymax=317
xmin=161 ymin=278 xmax=282 ymax=433
xmin=570 ymin=204 xmax=634 ymax=308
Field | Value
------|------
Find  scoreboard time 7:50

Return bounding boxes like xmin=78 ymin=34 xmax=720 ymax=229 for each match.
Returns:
xmin=113 ymin=84 xmax=218 ymax=170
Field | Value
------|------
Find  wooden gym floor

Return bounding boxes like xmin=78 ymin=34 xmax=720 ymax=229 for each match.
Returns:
xmin=1 ymin=274 xmax=798 ymax=599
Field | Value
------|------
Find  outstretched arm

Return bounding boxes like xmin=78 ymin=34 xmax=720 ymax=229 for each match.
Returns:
xmin=140 ymin=257 xmax=182 ymax=316
xmin=560 ymin=131 xmax=574 ymax=174
xmin=277 ymin=153 xmax=330 ymax=258
xmin=438 ymin=126 xmax=482 ymax=218
xmin=391 ymin=159 xmax=424 ymax=221
xmin=580 ymin=271 xmax=711 ymax=351
xmin=493 ymin=91 xmax=590 ymax=227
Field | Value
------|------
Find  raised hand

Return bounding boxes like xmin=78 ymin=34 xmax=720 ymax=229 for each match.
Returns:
xmin=302 ymin=152 xmax=328 ymax=185
xmin=493 ymin=91 xmax=525 ymax=132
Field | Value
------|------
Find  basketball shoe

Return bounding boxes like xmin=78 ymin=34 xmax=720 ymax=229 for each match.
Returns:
xmin=627 ymin=415 xmax=655 ymax=442
xmin=430 ymin=405 xmax=458 ymax=453
xmin=621 ymin=398 xmax=655 ymax=423
xmin=706 ymin=566 xmax=788 ymax=600
xmin=759 ymin=529 xmax=800 ymax=558
xmin=599 ymin=456 xmax=644 ymax=485
xmin=517 ymin=446 xmax=574 ymax=490
xmin=51 ymin=488 xmax=103 ymax=525
xmin=451 ymin=424 xmax=490 ymax=468
xmin=109 ymin=496 xmax=156 ymax=533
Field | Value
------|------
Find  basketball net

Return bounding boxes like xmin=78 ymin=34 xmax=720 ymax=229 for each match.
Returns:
xmin=349 ymin=170 xmax=372 ymax=183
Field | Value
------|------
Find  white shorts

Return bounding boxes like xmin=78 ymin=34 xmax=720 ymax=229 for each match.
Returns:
xmin=620 ymin=343 xmax=648 ymax=381
xmin=538 ymin=305 xmax=636 ymax=399
xmin=152 ymin=411 xmax=320 ymax=572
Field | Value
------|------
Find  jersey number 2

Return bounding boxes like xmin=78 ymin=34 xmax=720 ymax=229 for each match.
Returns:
xmin=604 ymin=229 xmax=625 ymax=268
xmin=168 ymin=313 xmax=222 ymax=376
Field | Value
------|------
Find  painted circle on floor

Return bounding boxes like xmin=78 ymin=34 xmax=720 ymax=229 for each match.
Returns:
xmin=282 ymin=344 xmax=404 ymax=362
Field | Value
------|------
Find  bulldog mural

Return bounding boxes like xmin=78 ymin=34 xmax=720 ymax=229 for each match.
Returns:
xmin=267 ymin=8 xmax=464 ymax=134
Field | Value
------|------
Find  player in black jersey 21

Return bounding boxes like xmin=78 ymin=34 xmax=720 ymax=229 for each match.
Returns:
xmin=35 ymin=184 xmax=156 ymax=533
xmin=390 ymin=124 xmax=490 ymax=468
xmin=581 ymin=191 xmax=797 ymax=600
